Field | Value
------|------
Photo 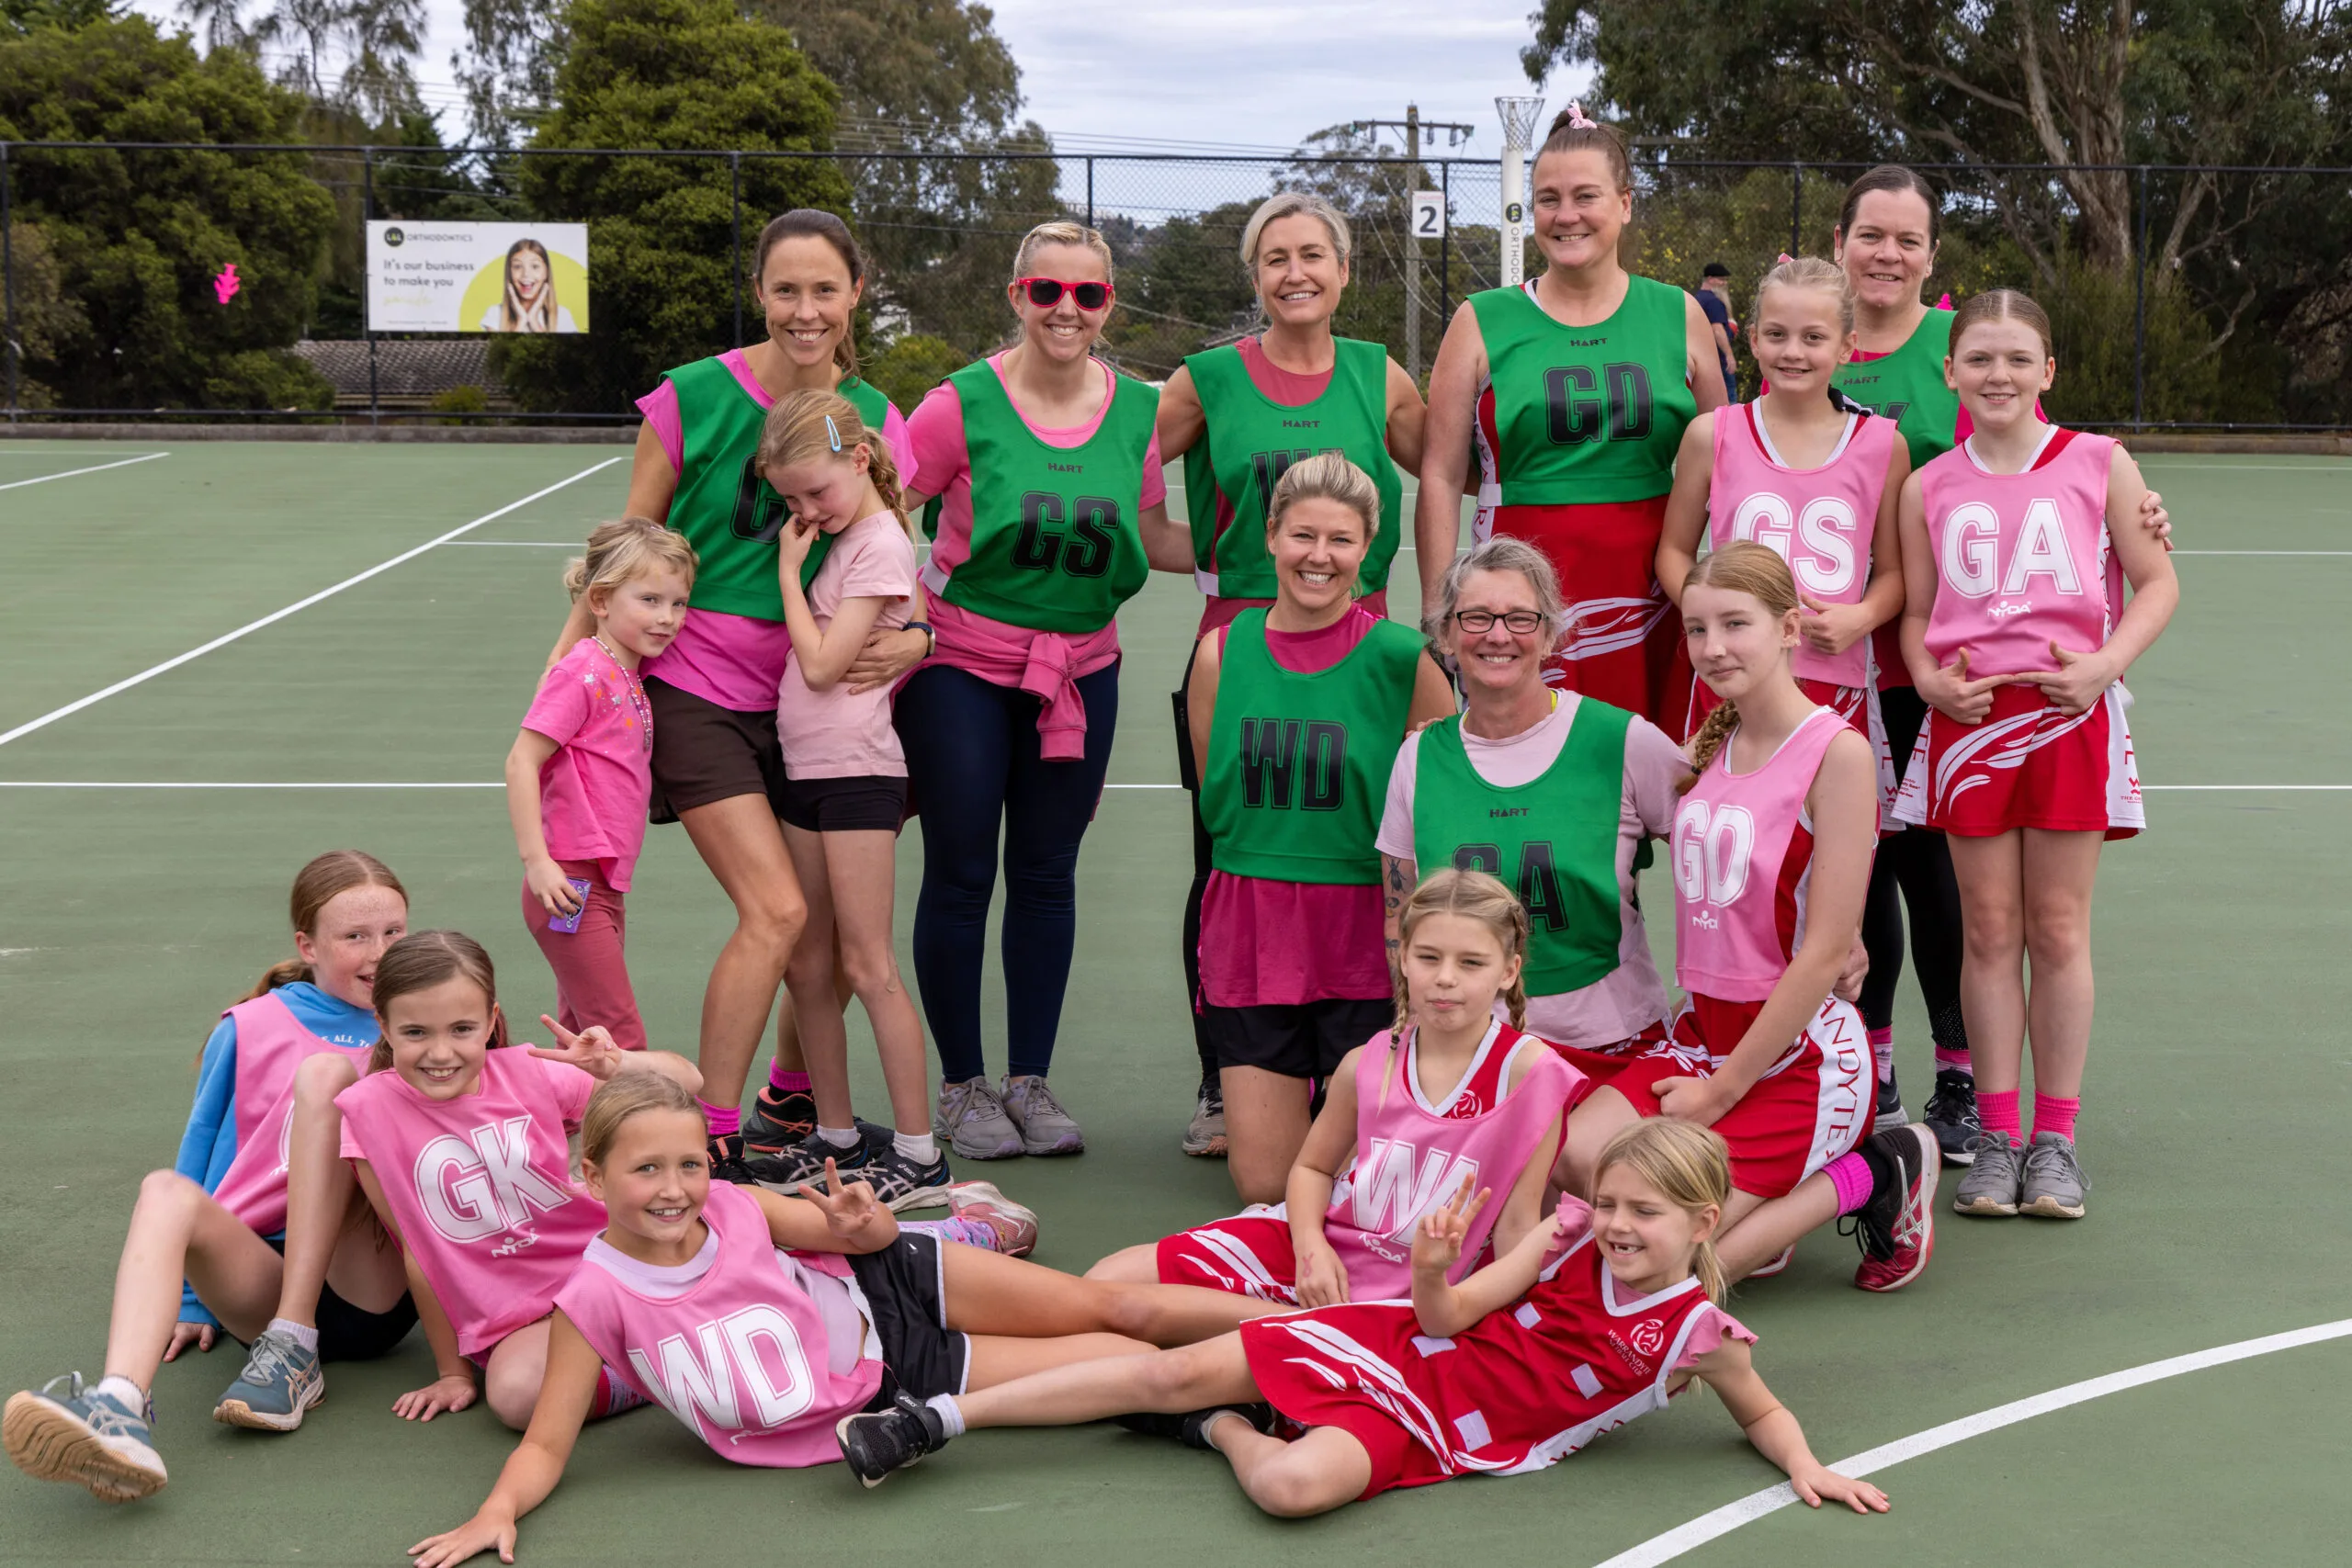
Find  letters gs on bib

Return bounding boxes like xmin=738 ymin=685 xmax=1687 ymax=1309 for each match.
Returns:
xmin=1544 ymin=362 xmax=1655 ymax=446
xmin=1014 ymin=491 xmax=1122 ymax=578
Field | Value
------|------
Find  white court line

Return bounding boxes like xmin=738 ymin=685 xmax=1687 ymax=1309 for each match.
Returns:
xmin=0 ymin=452 xmax=168 ymax=491
xmin=445 ymin=539 xmax=580 ymax=547
xmin=0 ymin=457 xmax=624 ymax=750
xmin=1589 ymin=1317 xmax=2352 ymax=1568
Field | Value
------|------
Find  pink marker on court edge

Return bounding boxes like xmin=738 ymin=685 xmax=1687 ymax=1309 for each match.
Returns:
xmin=213 ymin=263 xmax=242 ymax=305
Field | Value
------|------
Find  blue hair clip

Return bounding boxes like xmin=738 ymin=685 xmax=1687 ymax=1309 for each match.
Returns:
xmin=824 ymin=415 xmax=842 ymax=453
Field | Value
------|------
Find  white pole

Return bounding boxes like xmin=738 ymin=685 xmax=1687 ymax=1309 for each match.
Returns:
xmin=1501 ymin=145 xmax=1527 ymax=288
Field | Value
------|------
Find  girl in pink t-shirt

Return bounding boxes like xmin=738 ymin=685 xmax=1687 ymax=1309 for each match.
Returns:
xmin=742 ymin=389 xmax=944 ymax=1210
xmin=334 ymin=931 xmax=704 ymax=1431
xmin=506 ymin=520 xmax=695 ymax=1055
xmin=1893 ymin=290 xmax=2177 ymax=1220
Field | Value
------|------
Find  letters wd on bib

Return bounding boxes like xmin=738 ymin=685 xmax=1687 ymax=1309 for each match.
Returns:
xmin=366 ymin=221 xmax=592 ymax=334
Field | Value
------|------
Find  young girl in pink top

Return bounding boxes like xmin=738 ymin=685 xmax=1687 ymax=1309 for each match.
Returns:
xmin=740 ymin=388 xmax=944 ymax=1211
xmin=3 ymin=853 xmax=413 ymax=1502
xmin=1893 ymin=288 xmax=2178 ymax=1221
xmin=1657 ymin=256 xmax=1909 ymax=815
xmin=333 ymin=931 xmax=704 ymax=1430
xmin=893 ymin=220 xmax=1193 ymax=1162
xmin=1561 ymin=543 xmax=1942 ymax=1295
xmin=1091 ymin=871 xmax=1577 ymax=1332
xmin=408 ymin=1075 xmax=1289 ymax=1567
xmin=508 ymin=519 xmax=695 ymax=1055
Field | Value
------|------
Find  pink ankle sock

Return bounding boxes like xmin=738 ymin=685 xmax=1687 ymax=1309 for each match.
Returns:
xmin=1934 ymin=1045 xmax=1971 ymax=1072
xmin=2031 ymin=1092 xmax=2080 ymax=1142
xmin=766 ymin=1065 xmax=812 ymax=1096
xmin=698 ymin=1099 xmax=741 ymax=1138
xmin=1867 ymin=1027 xmax=1894 ymax=1084
xmin=1978 ymin=1089 xmax=2021 ymax=1142
xmin=1824 ymin=1151 xmax=1874 ymax=1216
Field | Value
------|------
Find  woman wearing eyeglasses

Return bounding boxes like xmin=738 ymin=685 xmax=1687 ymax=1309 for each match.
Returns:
xmin=889 ymin=220 xmax=1193 ymax=1163
xmin=1375 ymin=537 xmax=1689 ymax=1063
xmin=1155 ymin=191 xmax=1428 ymax=1162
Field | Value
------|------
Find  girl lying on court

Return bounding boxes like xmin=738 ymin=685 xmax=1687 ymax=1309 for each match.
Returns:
xmin=408 ymin=1075 xmax=1289 ymax=1568
xmin=838 ymin=1120 xmax=1889 ymax=1520
xmin=3 ymin=852 xmax=417 ymax=1503
xmin=1086 ymin=870 xmax=1581 ymax=1331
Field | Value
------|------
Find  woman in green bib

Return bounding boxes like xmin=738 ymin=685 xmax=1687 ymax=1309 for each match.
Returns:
xmin=1157 ymin=191 xmax=1428 ymax=1160
xmin=1416 ymin=105 xmax=1726 ymax=736
xmin=1185 ymin=454 xmax=1454 ymax=1201
xmin=1375 ymin=537 xmax=1692 ymax=1061
xmin=894 ymin=221 xmax=1193 ymax=1163
xmin=1826 ymin=165 xmax=2170 ymax=1161
xmin=543 ymin=210 xmax=916 ymax=1181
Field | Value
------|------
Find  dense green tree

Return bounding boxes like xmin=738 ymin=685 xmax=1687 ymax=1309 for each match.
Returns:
xmin=3 ymin=0 xmax=122 ymax=33
xmin=0 ymin=17 xmax=335 ymax=410
xmin=492 ymin=0 xmax=850 ymax=414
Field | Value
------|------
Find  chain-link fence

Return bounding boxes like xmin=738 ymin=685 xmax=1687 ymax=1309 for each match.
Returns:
xmin=2 ymin=141 xmax=2347 ymax=431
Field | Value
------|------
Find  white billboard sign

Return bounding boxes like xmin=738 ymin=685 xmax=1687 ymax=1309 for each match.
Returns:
xmin=367 ymin=221 xmax=591 ymax=334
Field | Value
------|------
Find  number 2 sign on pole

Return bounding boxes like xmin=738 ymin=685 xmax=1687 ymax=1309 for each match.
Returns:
xmin=1410 ymin=190 xmax=1446 ymax=240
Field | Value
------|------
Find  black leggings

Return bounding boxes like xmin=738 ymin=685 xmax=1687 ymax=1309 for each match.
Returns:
xmin=1859 ymin=684 xmax=1968 ymax=1052
xmin=897 ymin=661 xmax=1120 ymax=1082
xmin=1174 ymin=653 xmax=1219 ymax=1089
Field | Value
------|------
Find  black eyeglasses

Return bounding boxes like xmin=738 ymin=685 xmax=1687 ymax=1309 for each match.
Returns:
xmin=1451 ymin=608 xmax=1546 ymax=634
xmin=1016 ymin=276 xmax=1114 ymax=311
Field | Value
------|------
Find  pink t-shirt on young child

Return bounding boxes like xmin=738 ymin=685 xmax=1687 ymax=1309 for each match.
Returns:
xmin=1198 ymin=604 xmax=1394 ymax=1006
xmin=522 ymin=639 xmax=654 ymax=890
xmin=775 ymin=511 xmax=917 ymax=780
xmin=336 ymin=1050 xmax=605 ymax=1358
xmin=1375 ymin=695 xmax=1690 ymax=1051
xmin=637 ymin=351 xmax=915 ymax=714
xmin=904 ymin=355 xmax=1168 ymax=757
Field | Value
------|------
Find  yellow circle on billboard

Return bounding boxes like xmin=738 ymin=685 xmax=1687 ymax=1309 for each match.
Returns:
xmin=459 ymin=240 xmax=591 ymax=333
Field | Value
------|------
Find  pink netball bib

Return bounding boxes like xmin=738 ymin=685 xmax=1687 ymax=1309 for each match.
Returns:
xmin=211 ymin=993 xmax=376 ymax=1238
xmin=1917 ymin=428 xmax=2117 ymax=678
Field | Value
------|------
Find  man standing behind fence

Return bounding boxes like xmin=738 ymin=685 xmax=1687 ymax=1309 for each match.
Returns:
xmin=1699 ymin=262 xmax=1739 ymax=403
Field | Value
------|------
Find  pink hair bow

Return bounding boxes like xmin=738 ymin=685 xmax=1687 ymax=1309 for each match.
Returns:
xmin=1776 ymin=252 xmax=1796 ymax=265
xmin=1565 ymin=101 xmax=1598 ymax=130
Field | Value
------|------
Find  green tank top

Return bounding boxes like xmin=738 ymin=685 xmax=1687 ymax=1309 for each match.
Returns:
xmin=1181 ymin=339 xmax=1403 ymax=598
xmin=933 ymin=359 xmax=1158 ymax=633
xmin=1831 ymin=308 xmax=1959 ymax=468
xmin=1410 ymin=699 xmax=1632 ymax=993
xmin=663 ymin=358 xmax=894 ymax=617
xmin=1468 ymin=276 xmax=1698 ymax=505
xmin=1201 ymin=610 xmax=1425 ymax=885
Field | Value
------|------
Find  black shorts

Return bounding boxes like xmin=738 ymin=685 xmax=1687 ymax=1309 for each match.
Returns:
xmin=1200 ymin=997 xmax=1394 ymax=1079
xmin=777 ymin=773 xmax=908 ymax=834
xmin=260 ymin=1236 xmax=418 ymax=1362
xmin=644 ymin=676 xmax=787 ymax=823
xmin=849 ymin=1232 xmax=970 ymax=1402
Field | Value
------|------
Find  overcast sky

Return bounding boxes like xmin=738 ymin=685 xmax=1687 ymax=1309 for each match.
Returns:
xmin=131 ymin=0 xmax=1588 ymax=155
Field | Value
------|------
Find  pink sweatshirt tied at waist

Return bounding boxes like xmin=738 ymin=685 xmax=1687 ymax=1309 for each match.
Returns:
xmin=913 ymin=600 xmax=1120 ymax=761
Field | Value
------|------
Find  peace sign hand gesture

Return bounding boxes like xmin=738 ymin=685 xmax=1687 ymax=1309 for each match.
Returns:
xmin=529 ymin=1016 xmax=627 ymax=1080
xmin=1411 ymin=1176 xmax=1490 ymax=1279
xmin=797 ymin=1159 xmax=890 ymax=1243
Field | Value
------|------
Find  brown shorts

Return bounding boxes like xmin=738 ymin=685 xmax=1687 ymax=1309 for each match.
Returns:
xmin=644 ymin=677 xmax=787 ymax=822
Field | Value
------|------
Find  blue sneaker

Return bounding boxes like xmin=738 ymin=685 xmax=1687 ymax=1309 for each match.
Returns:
xmin=213 ymin=1329 xmax=323 ymax=1432
xmin=3 ymin=1373 xmax=168 ymax=1501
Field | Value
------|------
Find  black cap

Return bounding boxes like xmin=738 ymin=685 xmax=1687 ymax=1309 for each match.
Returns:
xmin=1701 ymin=261 xmax=1731 ymax=278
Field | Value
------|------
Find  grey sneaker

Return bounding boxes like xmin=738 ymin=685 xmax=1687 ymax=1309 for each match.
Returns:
xmin=1001 ymin=1075 xmax=1085 ymax=1156
xmin=213 ymin=1328 xmax=324 ymax=1432
xmin=1182 ymin=1077 xmax=1227 ymax=1157
xmin=933 ymin=1076 xmax=1023 ymax=1161
xmin=1952 ymin=1132 xmax=2025 ymax=1216
xmin=2019 ymin=1131 xmax=2089 ymax=1220
xmin=1874 ymin=1070 xmax=1908 ymax=1129
xmin=4 ymin=1373 xmax=168 ymax=1502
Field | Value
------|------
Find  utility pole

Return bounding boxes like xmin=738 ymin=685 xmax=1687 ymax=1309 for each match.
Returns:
xmin=1349 ymin=107 xmax=1474 ymax=380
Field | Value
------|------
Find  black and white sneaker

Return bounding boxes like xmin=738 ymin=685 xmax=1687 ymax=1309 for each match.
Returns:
xmin=741 ymin=1087 xmax=816 ymax=1157
xmin=1874 ymin=1068 xmax=1908 ymax=1129
xmin=1921 ymin=1070 xmax=1982 ymax=1167
xmin=707 ymin=1134 xmax=759 ymax=1186
xmin=1115 ymin=1404 xmax=1276 ymax=1450
xmin=836 ymin=1392 xmax=947 ymax=1486
xmin=855 ymin=1143 xmax=954 ymax=1212
xmin=748 ymin=1132 xmax=871 ymax=1193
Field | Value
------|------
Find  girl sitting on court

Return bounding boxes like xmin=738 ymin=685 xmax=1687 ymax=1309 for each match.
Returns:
xmin=1891 ymin=288 xmax=2178 ymax=1220
xmin=1555 ymin=543 xmax=1942 ymax=1295
xmin=506 ymin=518 xmax=696 ymax=1055
xmin=1087 ymin=870 xmax=1578 ymax=1332
xmin=738 ymin=389 xmax=944 ymax=1210
xmin=408 ymin=1076 xmax=1285 ymax=1568
xmin=332 ymin=931 xmax=703 ymax=1431
xmin=839 ymin=1120 xmax=1889 ymax=1523
xmin=3 ymin=852 xmax=416 ymax=1502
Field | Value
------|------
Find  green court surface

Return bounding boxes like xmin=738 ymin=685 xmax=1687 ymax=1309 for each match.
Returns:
xmin=1 ymin=440 xmax=2346 ymax=1566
